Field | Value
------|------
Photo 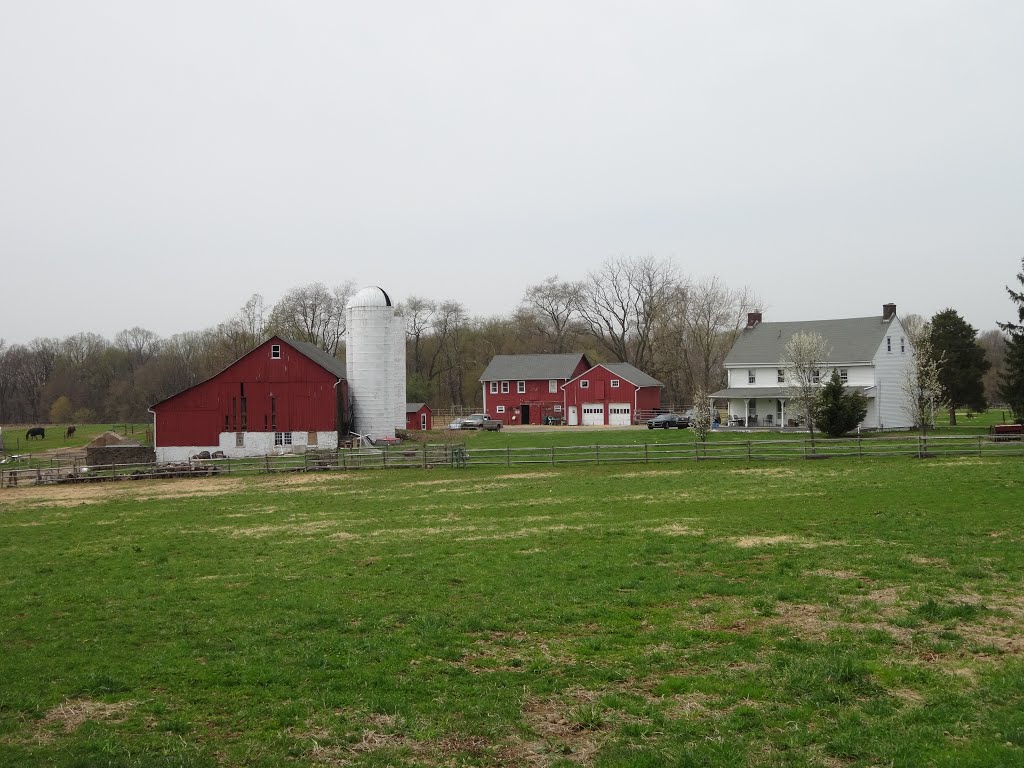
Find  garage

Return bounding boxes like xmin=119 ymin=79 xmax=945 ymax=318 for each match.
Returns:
xmin=581 ymin=403 xmax=604 ymax=426
xmin=608 ymin=403 xmax=631 ymax=426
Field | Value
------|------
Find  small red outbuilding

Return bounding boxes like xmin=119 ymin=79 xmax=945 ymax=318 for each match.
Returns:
xmin=405 ymin=403 xmax=432 ymax=431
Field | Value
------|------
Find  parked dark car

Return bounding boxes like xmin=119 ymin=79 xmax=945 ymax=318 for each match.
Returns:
xmin=647 ymin=413 xmax=690 ymax=429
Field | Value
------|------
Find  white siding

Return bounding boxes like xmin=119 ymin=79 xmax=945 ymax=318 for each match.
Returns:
xmin=155 ymin=430 xmax=339 ymax=463
xmin=871 ymin=318 xmax=915 ymax=429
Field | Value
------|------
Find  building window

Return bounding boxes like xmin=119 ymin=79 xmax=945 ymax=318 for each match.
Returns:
xmin=501 ymin=381 xmax=509 ymax=394
xmin=274 ymin=431 xmax=292 ymax=446
xmin=490 ymin=381 xmax=498 ymax=394
xmin=748 ymin=369 xmax=756 ymax=384
xmin=517 ymin=380 xmax=526 ymax=394
xmin=900 ymin=337 xmax=905 ymax=353
xmin=240 ymin=397 xmax=247 ymax=431
xmin=271 ymin=344 xmax=281 ymax=359
xmin=554 ymin=404 xmax=562 ymax=412
xmin=812 ymin=369 xmax=820 ymax=384
xmin=235 ymin=432 xmax=244 ymax=447
xmin=308 ymin=432 xmax=318 ymax=446
xmin=610 ymin=379 xmax=620 ymax=388
xmin=224 ymin=414 xmax=229 ymax=431
xmin=887 ymin=336 xmax=891 ymax=352
xmin=549 ymin=379 xmax=558 ymax=393
xmin=777 ymin=369 xmax=785 ymax=384
xmin=840 ymin=368 xmax=848 ymax=384
xmin=580 ymin=380 xmax=589 ymax=389
xmin=270 ymin=396 xmax=277 ymax=431
xmin=496 ymin=405 xmax=505 ymax=414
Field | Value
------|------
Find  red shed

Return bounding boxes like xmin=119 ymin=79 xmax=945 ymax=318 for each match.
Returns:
xmin=149 ymin=336 xmax=349 ymax=462
xmin=478 ymin=353 xmax=591 ymax=425
xmin=562 ymin=363 xmax=662 ymax=426
xmin=405 ymin=402 xmax=432 ymax=431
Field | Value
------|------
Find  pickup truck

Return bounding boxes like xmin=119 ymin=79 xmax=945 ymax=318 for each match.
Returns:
xmin=460 ymin=413 xmax=502 ymax=431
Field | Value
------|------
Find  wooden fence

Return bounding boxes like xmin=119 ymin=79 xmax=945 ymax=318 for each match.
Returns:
xmin=2 ymin=434 xmax=1021 ymax=488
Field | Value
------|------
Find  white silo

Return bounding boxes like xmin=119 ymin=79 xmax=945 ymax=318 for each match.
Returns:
xmin=345 ymin=286 xmax=406 ymax=441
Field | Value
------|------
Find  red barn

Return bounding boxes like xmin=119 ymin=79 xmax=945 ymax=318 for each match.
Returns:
xmin=149 ymin=336 xmax=348 ymax=462
xmin=479 ymin=353 xmax=591 ymax=425
xmin=563 ymin=363 xmax=663 ymax=426
xmin=405 ymin=402 xmax=432 ymax=431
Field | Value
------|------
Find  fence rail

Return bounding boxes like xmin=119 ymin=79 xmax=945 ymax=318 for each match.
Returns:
xmin=1 ymin=435 xmax=1021 ymax=488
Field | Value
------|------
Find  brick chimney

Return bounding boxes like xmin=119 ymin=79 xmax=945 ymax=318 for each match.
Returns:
xmin=746 ymin=312 xmax=762 ymax=329
xmin=882 ymin=303 xmax=896 ymax=321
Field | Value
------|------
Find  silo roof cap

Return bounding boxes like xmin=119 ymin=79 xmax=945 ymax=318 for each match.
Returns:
xmin=347 ymin=286 xmax=392 ymax=309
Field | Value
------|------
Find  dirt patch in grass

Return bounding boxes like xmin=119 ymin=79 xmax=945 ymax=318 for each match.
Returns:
xmin=908 ymin=555 xmax=949 ymax=566
xmin=609 ymin=469 xmax=687 ymax=478
xmin=29 ymin=698 xmax=137 ymax=742
xmin=808 ymin=569 xmax=870 ymax=581
xmin=215 ymin=520 xmax=347 ymax=539
xmin=729 ymin=467 xmax=797 ymax=477
xmin=651 ymin=523 xmax=704 ymax=536
xmin=492 ymin=472 xmax=558 ymax=480
xmin=459 ymin=524 xmax=588 ymax=542
xmin=731 ymin=535 xmax=822 ymax=548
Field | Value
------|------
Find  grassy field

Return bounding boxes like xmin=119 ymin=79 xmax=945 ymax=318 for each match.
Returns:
xmin=0 ymin=423 xmax=150 ymax=456
xmin=1 ymin=456 xmax=1022 ymax=767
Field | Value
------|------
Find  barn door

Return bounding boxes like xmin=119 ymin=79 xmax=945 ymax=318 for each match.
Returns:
xmin=568 ymin=406 xmax=578 ymax=426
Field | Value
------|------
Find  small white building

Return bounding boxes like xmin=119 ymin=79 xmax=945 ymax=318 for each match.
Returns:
xmin=711 ymin=304 xmax=916 ymax=430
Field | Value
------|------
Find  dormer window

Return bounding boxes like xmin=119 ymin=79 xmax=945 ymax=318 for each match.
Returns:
xmin=271 ymin=344 xmax=281 ymax=359
xmin=580 ymin=380 xmax=590 ymax=389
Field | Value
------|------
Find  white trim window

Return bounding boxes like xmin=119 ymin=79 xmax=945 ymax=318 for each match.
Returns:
xmin=812 ymin=369 xmax=821 ymax=384
xmin=748 ymin=369 xmax=756 ymax=384
xmin=517 ymin=380 xmax=526 ymax=394
xmin=900 ymin=337 xmax=905 ymax=353
xmin=501 ymin=381 xmax=509 ymax=394
xmin=271 ymin=344 xmax=281 ymax=359
xmin=610 ymin=379 xmax=620 ymax=388
xmin=490 ymin=381 xmax=498 ymax=394
xmin=496 ymin=405 xmax=505 ymax=414
xmin=840 ymin=368 xmax=848 ymax=384
xmin=580 ymin=380 xmax=590 ymax=389
xmin=553 ymin=404 xmax=562 ymax=412
xmin=274 ymin=431 xmax=293 ymax=446
xmin=548 ymin=379 xmax=558 ymax=393
xmin=777 ymin=368 xmax=785 ymax=384
xmin=887 ymin=336 xmax=892 ymax=352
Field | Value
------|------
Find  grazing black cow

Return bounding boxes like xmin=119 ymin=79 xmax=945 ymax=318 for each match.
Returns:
xmin=65 ymin=425 xmax=76 ymax=439
xmin=26 ymin=427 xmax=45 ymax=440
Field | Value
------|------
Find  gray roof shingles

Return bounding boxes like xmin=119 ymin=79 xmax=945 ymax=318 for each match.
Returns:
xmin=724 ymin=316 xmax=897 ymax=366
xmin=281 ymin=338 xmax=347 ymax=378
xmin=599 ymin=362 xmax=663 ymax=388
xmin=479 ymin=353 xmax=589 ymax=382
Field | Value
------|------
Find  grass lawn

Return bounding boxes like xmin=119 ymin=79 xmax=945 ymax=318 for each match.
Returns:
xmin=0 ymin=423 xmax=150 ymax=458
xmin=1 ymin=457 xmax=1023 ymax=767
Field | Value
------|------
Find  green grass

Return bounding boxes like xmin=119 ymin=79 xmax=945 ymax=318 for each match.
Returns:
xmin=1 ymin=457 xmax=1023 ymax=766
xmin=0 ymin=423 xmax=150 ymax=457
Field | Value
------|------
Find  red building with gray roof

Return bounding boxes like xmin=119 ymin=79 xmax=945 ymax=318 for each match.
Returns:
xmin=479 ymin=353 xmax=591 ymax=425
xmin=562 ymin=362 xmax=663 ymax=426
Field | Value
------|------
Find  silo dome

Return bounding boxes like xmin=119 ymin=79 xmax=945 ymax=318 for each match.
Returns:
xmin=346 ymin=286 xmax=392 ymax=309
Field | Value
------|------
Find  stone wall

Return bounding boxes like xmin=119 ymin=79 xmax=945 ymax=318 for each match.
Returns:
xmin=86 ymin=446 xmax=156 ymax=466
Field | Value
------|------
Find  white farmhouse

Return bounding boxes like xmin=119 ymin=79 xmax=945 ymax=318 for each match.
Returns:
xmin=710 ymin=304 xmax=915 ymax=430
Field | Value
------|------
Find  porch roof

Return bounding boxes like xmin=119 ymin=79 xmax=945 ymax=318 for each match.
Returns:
xmin=709 ymin=386 xmax=875 ymax=399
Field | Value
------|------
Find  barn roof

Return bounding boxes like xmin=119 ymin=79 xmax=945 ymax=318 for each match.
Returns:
xmin=724 ymin=316 xmax=899 ymax=366
xmin=479 ymin=353 xmax=590 ymax=382
xmin=565 ymin=362 xmax=663 ymax=388
xmin=406 ymin=402 xmax=430 ymax=413
xmin=281 ymin=338 xmax=346 ymax=378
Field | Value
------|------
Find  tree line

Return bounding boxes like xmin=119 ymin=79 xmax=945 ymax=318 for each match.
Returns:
xmin=0 ymin=258 xmax=761 ymax=424
xmin=2 ymin=255 xmax=1020 ymax=427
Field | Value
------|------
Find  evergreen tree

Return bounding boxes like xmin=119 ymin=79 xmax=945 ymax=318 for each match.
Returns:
xmin=998 ymin=257 xmax=1024 ymax=420
xmin=930 ymin=309 xmax=990 ymax=425
xmin=814 ymin=370 xmax=868 ymax=437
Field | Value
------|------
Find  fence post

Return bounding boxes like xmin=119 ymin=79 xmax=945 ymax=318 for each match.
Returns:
xmin=507 ymin=446 xmax=511 ymax=467
xmin=747 ymin=441 xmax=752 ymax=461
xmin=595 ymin=444 xmax=600 ymax=464
xmin=551 ymin=446 xmax=555 ymax=466
xmin=645 ymin=443 xmax=649 ymax=464
xmin=802 ymin=439 xmax=807 ymax=459
xmin=978 ymin=435 xmax=983 ymax=457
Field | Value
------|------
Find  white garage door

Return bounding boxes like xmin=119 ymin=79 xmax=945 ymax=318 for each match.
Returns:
xmin=581 ymin=403 xmax=604 ymax=426
xmin=608 ymin=403 xmax=631 ymax=426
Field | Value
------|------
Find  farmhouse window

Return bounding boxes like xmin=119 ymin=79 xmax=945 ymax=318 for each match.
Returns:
xmin=777 ymin=369 xmax=785 ymax=384
xmin=549 ymin=379 xmax=558 ymax=393
xmin=610 ymin=379 xmax=620 ymax=388
xmin=490 ymin=381 xmax=498 ymax=394
xmin=271 ymin=344 xmax=281 ymax=359
xmin=235 ymin=432 xmax=244 ymax=447
xmin=748 ymin=369 xmax=756 ymax=384
xmin=812 ymin=369 xmax=820 ymax=384
xmin=900 ymin=337 xmax=905 ymax=353
xmin=496 ymin=405 xmax=505 ymax=414
xmin=887 ymin=336 xmax=891 ymax=352
xmin=501 ymin=381 xmax=509 ymax=394
xmin=517 ymin=381 xmax=526 ymax=394
xmin=580 ymin=380 xmax=589 ymax=389
xmin=840 ymin=368 xmax=848 ymax=384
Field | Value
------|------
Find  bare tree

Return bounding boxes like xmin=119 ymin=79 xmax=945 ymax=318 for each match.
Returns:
xmin=114 ymin=327 xmax=163 ymax=373
xmin=268 ymin=281 xmax=356 ymax=356
xmin=398 ymin=296 xmax=437 ymax=376
xmin=783 ymin=331 xmax=829 ymax=449
xmin=977 ymin=329 xmax=1007 ymax=407
xmin=901 ymin=325 xmax=944 ymax=435
xmin=576 ymin=255 xmax=683 ymax=371
xmin=518 ymin=276 xmax=583 ymax=353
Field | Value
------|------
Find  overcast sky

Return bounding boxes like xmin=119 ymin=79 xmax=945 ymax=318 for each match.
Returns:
xmin=2 ymin=1 xmax=1022 ymax=345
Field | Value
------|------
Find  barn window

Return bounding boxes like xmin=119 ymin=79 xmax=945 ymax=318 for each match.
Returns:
xmin=496 ymin=405 xmax=505 ymax=414
xmin=549 ymin=379 xmax=558 ymax=393
xmin=274 ymin=431 xmax=293 ymax=446
xmin=610 ymin=379 xmax=620 ymax=388
xmin=235 ymin=432 xmax=244 ymax=447
xmin=490 ymin=381 xmax=498 ymax=394
xmin=224 ymin=415 xmax=229 ymax=431
xmin=308 ymin=432 xmax=318 ymax=446
xmin=271 ymin=396 xmax=277 ymax=431
xmin=271 ymin=344 xmax=281 ymax=359
xmin=554 ymin=404 xmax=562 ymax=412
xmin=580 ymin=380 xmax=589 ymax=389
xmin=501 ymin=381 xmax=509 ymax=394
xmin=240 ymin=397 xmax=247 ymax=431
xmin=517 ymin=381 xmax=525 ymax=394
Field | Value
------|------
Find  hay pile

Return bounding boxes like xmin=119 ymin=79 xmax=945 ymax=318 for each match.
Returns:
xmin=85 ymin=431 xmax=140 ymax=448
